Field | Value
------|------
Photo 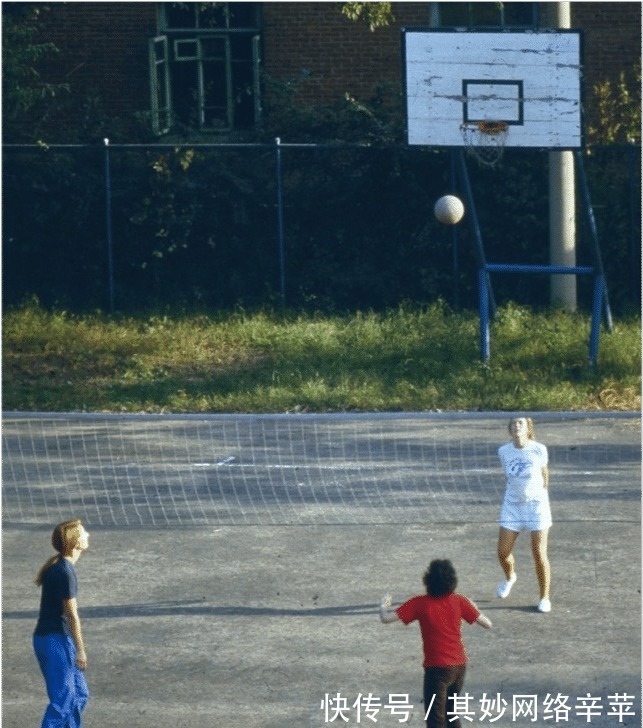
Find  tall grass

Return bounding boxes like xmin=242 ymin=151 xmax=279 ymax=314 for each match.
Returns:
xmin=2 ymin=300 xmax=640 ymax=413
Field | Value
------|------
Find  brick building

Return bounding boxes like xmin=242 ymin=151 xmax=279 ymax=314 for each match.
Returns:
xmin=10 ymin=1 xmax=643 ymax=140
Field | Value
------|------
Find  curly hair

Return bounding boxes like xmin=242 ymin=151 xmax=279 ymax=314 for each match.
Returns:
xmin=423 ymin=559 xmax=458 ymax=598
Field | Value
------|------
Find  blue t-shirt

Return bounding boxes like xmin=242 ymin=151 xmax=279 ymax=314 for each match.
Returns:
xmin=34 ymin=558 xmax=78 ymax=637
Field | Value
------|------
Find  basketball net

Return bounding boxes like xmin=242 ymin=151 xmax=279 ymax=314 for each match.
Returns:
xmin=460 ymin=121 xmax=509 ymax=169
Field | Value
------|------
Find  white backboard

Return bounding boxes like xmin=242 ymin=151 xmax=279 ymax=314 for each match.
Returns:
xmin=403 ymin=29 xmax=583 ymax=149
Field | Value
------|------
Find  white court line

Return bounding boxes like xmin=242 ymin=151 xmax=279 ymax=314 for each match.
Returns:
xmin=187 ymin=463 xmax=606 ymax=476
xmin=191 ymin=462 xmax=315 ymax=469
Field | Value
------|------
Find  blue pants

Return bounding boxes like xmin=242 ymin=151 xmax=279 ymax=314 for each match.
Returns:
xmin=33 ymin=634 xmax=89 ymax=728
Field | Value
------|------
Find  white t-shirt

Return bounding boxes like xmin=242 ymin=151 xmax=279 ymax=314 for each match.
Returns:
xmin=498 ymin=440 xmax=548 ymax=503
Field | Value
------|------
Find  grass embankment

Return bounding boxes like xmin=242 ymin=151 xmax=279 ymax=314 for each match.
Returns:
xmin=2 ymin=301 xmax=640 ymax=413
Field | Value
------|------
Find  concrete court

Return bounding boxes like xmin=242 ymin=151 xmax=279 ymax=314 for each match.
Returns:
xmin=2 ymin=413 xmax=640 ymax=727
xmin=2 ymin=519 xmax=640 ymax=728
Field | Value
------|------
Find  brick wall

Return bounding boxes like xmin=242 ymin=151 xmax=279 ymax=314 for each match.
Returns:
xmin=262 ymin=2 xmax=430 ymax=105
xmin=33 ymin=2 xmax=641 ymax=134
xmin=263 ymin=2 xmax=641 ymax=111
xmin=39 ymin=3 xmax=157 ymax=119
xmin=572 ymin=2 xmax=641 ymax=93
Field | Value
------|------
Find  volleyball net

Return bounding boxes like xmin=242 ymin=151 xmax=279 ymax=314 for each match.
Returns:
xmin=2 ymin=412 xmax=639 ymax=528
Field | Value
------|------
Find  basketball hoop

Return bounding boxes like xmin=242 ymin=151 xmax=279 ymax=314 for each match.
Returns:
xmin=460 ymin=120 xmax=509 ymax=169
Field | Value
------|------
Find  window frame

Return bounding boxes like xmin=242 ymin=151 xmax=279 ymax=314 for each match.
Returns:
xmin=438 ymin=2 xmax=540 ymax=30
xmin=151 ymin=2 xmax=262 ymax=134
xmin=149 ymin=35 xmax=172 ymax=136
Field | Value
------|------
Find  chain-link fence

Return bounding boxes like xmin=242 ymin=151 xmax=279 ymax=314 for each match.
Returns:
xmin=3 ymin=142 xmax=640 ymax=314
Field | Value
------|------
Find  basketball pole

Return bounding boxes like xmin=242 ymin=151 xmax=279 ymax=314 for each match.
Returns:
xmin=548 ymin=2 xmax=577 ymax=311
xmin=575 ymin=151 xmax=614 ymax=332
xmin=449 ymin=152 xmax=460 ymax=309
xmin=452 ymin=150 xmax=497 ymax=319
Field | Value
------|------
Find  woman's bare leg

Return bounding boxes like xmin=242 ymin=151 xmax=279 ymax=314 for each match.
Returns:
xmin=531 ymin=528 xmax=551 ymax=599
xmin=497 ymin=527 xmax=520 ymax=579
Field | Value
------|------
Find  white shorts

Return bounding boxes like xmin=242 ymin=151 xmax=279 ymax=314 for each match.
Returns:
xmin=499 ymin=497 xmax=552 ymax=532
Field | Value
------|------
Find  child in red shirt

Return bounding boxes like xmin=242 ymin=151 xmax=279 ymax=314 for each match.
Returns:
xmin=380 ymin=559 xmax=491 ymax=728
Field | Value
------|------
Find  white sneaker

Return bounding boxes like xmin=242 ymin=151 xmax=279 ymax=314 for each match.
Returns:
xmin=497 ymin=573 xmax=517 ymax=599
xmin=537 ymin=598 xmax=552 ymax=613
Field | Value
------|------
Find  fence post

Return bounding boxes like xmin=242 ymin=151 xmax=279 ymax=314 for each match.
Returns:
xmin=275 ymin=137 xmax=286 ymax=307
xmin=479 ymin=267 xmax=491 ymax=362
xmin=103 ymin=138 xmax=115 ymax=312
xmin=626 ymin=143 xmax=641 ymax=305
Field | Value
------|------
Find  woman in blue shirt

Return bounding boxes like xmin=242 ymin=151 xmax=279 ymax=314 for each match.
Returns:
xmin=34 ymin=519 xmax=90 ymax=728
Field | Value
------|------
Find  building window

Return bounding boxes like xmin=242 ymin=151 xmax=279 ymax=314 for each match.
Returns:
xmin=439 ymin=2 xmax=539 ymax=29
xmin=150 ymin=2 xmax=261 ymax=134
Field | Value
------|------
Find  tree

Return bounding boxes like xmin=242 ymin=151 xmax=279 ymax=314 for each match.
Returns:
xmin=340 ymin=2 xmax=394 ymax=30
xmin=587 ymin=65 xmax=641 ymax=145
xmin=2 ymin=4 xmax=69 ymax=142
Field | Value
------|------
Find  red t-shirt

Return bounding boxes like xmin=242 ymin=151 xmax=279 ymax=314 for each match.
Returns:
xmin=396 ymin=593 xmax=480 ymax=667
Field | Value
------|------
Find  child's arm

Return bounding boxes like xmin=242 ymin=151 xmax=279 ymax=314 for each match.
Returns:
xmin=379 ymin=594 xmax=400 ymax=624
xmin=476 ymin=613 xmax=492 ymax=629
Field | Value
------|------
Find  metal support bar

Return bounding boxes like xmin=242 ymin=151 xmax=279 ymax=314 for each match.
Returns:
xmin=455 ymin=150 xmax=497 ymax=318
xmin=589 ymin=275 xmax=605 ymax=367
xmin=479 ymin=263 xmax=602 ymax=365
xmin=575 ymin=151 xmax=613 ymax=331
xmin=486 ymin=264 xmax=594 ymax=275
xmin=449 ymin=152 xmax=460 ymax=309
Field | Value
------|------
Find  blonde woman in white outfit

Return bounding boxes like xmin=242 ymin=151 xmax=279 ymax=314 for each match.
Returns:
xmin=496 ymin=417 xmax=552 ymax=613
